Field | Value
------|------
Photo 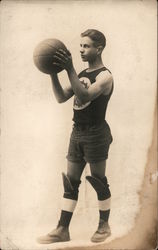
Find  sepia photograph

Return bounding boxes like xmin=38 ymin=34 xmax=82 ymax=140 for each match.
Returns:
xmin=0 ymin=0 xmax=157 ymax=250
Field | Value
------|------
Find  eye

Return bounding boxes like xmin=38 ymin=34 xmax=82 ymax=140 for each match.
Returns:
xmin=84 ymin=44 xmax=90 ymax=48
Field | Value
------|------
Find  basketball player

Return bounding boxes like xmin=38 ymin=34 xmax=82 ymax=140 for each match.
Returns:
xmin=37 ymin=29 xmax=114 ymax=244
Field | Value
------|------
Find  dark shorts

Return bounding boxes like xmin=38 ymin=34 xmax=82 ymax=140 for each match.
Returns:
xmin=66 ymin=121 xmax=113 ymax=164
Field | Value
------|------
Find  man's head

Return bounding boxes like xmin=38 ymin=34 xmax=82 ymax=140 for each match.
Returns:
xmin=81 ymin=29 xmax=106 ymax=50
xmin=80 ymin=29 xmax=106 ymax=62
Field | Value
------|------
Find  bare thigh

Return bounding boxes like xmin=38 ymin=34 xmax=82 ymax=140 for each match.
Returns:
xmin=90 ymin=160 xmax=106 ymax=179
xmin=67 ymin=160 xmax=86 ymax=181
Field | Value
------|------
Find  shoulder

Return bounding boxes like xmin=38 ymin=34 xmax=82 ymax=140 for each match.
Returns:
xmin=96 ymin=69 xmax=113 ymax=83
xmin=96 ymin=70 xmax=113 ymax=95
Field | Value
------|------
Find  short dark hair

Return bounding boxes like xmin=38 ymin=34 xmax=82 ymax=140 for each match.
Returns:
xmin=81 ymin=29 xmax=106 ymax=48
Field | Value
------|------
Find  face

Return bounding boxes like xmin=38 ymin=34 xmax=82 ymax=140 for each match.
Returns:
xmin=80 ymin=36 xmax=98 ymax=62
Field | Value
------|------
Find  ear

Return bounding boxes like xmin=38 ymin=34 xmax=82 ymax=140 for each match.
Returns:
xmin=96 ymin=46 xmax=103 ymax=55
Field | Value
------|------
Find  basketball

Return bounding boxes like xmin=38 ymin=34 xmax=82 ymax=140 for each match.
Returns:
xmin=33 ymin=38 xmax=67 ymax=74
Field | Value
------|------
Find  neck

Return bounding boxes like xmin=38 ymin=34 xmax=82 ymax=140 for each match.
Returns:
xmin=88 ymin=56 xmax=104 ymax=71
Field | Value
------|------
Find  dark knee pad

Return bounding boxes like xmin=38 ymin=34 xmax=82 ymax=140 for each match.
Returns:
xmin=86 ymin=175 xmax=111 ymax=200
xmin=62 ymin=172 xmax=81 ymax=200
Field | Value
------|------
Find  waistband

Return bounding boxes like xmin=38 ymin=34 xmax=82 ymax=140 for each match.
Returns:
xmin=73 ymin=121 xmax=106 ymax=130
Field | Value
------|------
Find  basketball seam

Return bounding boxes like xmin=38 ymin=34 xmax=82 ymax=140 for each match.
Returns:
xmin=45 ymin=42 xmax=65 ymax=50
xmin=34 ymin=42 xmax=66 ymax=57
xmin=34 ymin=55 xmax=56 ymax=57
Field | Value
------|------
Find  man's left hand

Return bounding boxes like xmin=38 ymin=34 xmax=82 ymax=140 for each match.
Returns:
xmin=53 ymin=49 xmax=73 ymax=72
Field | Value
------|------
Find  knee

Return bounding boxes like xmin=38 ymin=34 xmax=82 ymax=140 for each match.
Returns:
xmin=91 ymin=174 xmax=109 ymax=186
xmin=86 ymin=175 xmax=111 ymax=199
xmin=62 ymin=173 xmax=81 ymax=200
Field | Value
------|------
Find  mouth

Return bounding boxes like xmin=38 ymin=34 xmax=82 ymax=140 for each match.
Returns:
xmin=81 ymin=55 xmax=86 ymax=60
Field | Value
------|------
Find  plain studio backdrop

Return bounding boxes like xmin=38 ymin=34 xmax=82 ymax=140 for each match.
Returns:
xmin=0 ymin=0 xmax=157 ymax=249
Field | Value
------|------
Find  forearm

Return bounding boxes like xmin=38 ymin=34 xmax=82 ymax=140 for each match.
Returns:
xmin=52 ymin=49 xmax=88 ymax=102
xmin=67 ymin=67 xmax=88 ymax=102
xmin=50 ymin=73 xmax=68 ymax=103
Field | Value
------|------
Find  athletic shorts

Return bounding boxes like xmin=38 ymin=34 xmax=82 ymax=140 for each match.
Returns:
xmin=66 ymin=121 xmax=113 ymax=164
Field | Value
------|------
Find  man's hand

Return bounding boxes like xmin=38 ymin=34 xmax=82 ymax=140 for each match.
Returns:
xmin=53 ymin=49 xmax=73 ymax=72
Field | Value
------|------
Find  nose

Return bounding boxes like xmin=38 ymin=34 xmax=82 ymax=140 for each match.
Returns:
xmin=80 ymin=47 xmax=84 ymax=54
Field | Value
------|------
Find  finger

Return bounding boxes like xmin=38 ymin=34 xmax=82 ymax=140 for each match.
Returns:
xmin=53 ymin=55 xmax=65 ymax=63
xmin=56 ymin=49 xmax=68 ymax=58
xmin=58 ymin=49 xmax=67 ymax=54
xmin=55 ymin=50 xmax=66 ymax=57
xmin=53 ymin=62 xmax=63 ymax=67
xmin=59 ymin=49 xmax=71 ymax=57
xmin=66 ymin=49 xmax=71 ymax=56
xmin=54 ymin=52 xmax=67 ymax=62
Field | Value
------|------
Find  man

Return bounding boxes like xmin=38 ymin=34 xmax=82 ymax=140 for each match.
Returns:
xmin=37 ymin=29 xmax=113 ymax=244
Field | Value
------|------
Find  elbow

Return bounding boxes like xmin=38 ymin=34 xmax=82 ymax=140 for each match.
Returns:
xmin=79 ymin=98 xmax=87 ymax=105
xmin=57 ymin=99 xmax=65 ymax=104
xmin=57 ymin=97 xmax=67 ymax=104
xmin=78 ymin=93 xmax=89 ymax=104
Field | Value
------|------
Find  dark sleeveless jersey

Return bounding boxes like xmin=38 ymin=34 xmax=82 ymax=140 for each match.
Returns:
xmin=72 ymin=67 xmax=113 ymax=125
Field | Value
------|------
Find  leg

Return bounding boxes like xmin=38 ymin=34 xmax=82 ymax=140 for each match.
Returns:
xmin=67 ymin=160 xmax=86 ymax=181
xmin=86 ymin=160 xmax=111 ymax=242
xmin=89 ymin=160 xmax=111 ymax=221
xmin=83 ymin=122 xmax=113 ymax=242
xmin=59 ymin=160 xmax=86 ymax=228
xmin=90 ymin=160 xmax=106 ymax=178
xmin=37 ymin=125 xmax=87 ymax=244
xmin=37 ymin=160 xmax=86 ymax=244
xmin=57 ymin=129 xmax=86 ymax=238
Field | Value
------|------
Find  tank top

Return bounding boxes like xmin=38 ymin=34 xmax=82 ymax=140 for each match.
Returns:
xmin=73 ymin=67 xmax=113 ymax=125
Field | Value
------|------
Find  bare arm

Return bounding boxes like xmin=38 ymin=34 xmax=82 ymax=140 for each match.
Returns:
xmin=50 ymin=73 xmax=74 ymax=103
xmin=53 ymin=49 xmax=113 ymax=104
xmin=67 ymin=67 xmax=113 ymax=103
